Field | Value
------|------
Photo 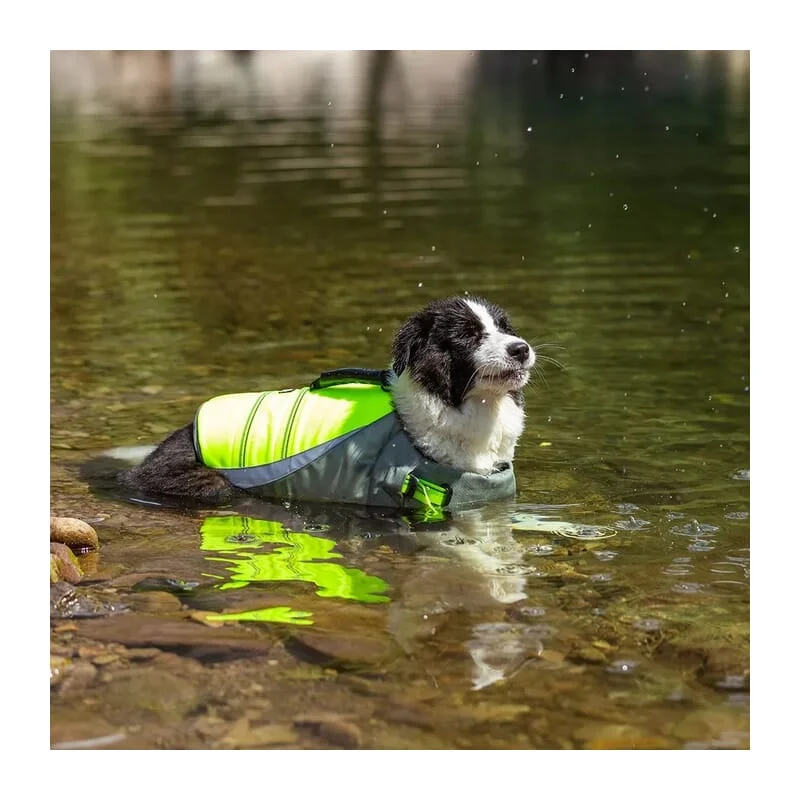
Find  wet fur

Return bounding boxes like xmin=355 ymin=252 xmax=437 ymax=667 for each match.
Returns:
xmin=119 ymin=296 xmax=533 ymax=505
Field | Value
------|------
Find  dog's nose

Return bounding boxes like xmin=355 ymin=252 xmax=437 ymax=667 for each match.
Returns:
xmin=507 ymin=341 xmax=530 ymax=363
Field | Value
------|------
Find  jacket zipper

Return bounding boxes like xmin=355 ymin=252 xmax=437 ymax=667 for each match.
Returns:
xmin=281 ymin=388 xmax=308 ymax=460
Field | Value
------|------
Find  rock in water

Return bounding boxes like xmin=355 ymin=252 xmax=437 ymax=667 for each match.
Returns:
xmin=51 ymin=517 xmax=99 ymax=551
xmin=50 ymin=543 xmax=83 ymax=584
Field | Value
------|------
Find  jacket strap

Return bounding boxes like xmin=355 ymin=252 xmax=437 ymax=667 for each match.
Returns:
xmin=310 ymin=368 xmax=393 ymax=391
xmin=400 ymin=473 xmax=453 ymax=522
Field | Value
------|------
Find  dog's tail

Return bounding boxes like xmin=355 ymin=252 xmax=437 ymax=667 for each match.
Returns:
xmin=100 ymin=444 xmax=158 ymax=464
xmin=79 ymin=445 xmax=158 ymax=500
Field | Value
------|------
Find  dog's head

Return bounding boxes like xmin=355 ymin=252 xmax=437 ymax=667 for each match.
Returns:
xmin=392 ymin=296 xmax=534 ymax=407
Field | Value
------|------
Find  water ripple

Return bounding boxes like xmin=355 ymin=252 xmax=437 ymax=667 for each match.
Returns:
xmin=613 ymin=516 xmax=652 ymax=531
xmin=607 ymin=659 xmax=639 ymax=675
xmin=671 ymin=582 xmax=704 ymax=594
xmin=632 ymin=618 xmax=661 ymax=632
xmin=670 ymin=520 xmax=720 ymax=536
xmin=593 ymin=550 xmax=619 ymax=562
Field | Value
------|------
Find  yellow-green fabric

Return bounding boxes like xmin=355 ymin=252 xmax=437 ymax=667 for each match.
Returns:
xmin=196 ymin=383 xmax=394 ymax=470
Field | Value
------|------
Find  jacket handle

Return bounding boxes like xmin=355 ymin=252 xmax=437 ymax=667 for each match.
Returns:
xmin=310 ymin=368 xmax=393 ymax=391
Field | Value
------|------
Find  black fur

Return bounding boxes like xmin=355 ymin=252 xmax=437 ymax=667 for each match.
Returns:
xmin=119 ymin=424 xmax=238 ymax=504
xmin=392 ymin=296 xmax=523 ymax=408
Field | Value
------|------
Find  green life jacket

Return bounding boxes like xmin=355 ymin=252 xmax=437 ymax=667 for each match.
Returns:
xmin=194 ymin=369 xmax=516 ymax=518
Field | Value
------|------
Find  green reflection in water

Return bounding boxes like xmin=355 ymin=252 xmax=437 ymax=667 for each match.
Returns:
xmin=206 ymin=606 xmax=315 ymax=626
xmin=199 ymin=516 xmax=391 ymax=625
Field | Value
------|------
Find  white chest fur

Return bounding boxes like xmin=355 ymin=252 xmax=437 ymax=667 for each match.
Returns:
xmin=391 ymin=373 xmax=525 ymax=475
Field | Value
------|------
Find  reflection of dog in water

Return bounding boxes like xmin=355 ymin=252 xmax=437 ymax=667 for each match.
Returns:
xmin=397 ymin=504 xmax=544 ymax=690
xmin=196 ymin=499 xmax=546 ymax=691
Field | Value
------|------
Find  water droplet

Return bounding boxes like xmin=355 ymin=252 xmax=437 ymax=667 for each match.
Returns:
xmin=665 ymin=125 xmax=670 ymax=131
xmin=526 ymin=126 xmax=532 ymax=132
xmin=712 ymin=212 xmax=717 ymax=218
xmin=579 ymin=96 xmax=584 ymax=101
xmin=559 ymin=93 xmax=564 ymax=99
xmin=532 ymin=58 xmax=539 ymax=65
xmin=417 ymin=282 xmax=423 ymax=288
xmin=644 ymin=85 xmax=650 ymax=92
xmin=615 ymin=153 xmax=620 ymax=159
xmin=435 ymin=143 xmax=440 ymax=149
xmin=570 ymin=67 xmax=575 ymax=73
xmin=378 ymin=327 xmax=383 ymax=332
xmin=622 ymin=203 xmax=628 ymax=211
xmin=475 ymin=161 xmax=480 ymax=166
xmin=584 ymin=53 xmax=589 ymax=59
xmin=673 ymin=185 xmax=679 ymax=190
xmin=330 ymin=143 xmax=335 ymax=148
xmin=431 ymin=245 xmax=436 ymax=252
xmin=587 ymin=223 xmax=592 ymax=228
xmin=382 ymin=209 xmax=388 ymax=215
xmin=733 ymin=245 xmax=741 ymax=254
xmin=620 ymin=86 xmax=625 ymax=92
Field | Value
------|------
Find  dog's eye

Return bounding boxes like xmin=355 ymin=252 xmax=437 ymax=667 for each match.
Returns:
xmin=496 ymin=316 xmax=516 ymax=335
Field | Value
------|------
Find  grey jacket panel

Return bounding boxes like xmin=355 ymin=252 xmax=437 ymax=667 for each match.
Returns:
xmin=239 ymin=412 xmax=516 ymax=510
xmin=217 ymin=428 xmax=357 ymax=490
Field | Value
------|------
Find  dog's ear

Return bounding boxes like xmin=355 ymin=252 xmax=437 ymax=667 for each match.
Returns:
xmin=392 ymin=312 xmax=431 ymax=376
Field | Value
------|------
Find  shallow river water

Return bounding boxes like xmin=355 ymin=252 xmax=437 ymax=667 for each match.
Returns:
xmin=50 ymin=51 xmax=749 ymax=749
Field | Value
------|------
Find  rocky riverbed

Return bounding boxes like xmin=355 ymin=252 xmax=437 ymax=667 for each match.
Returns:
xmin=50 ymin=502 xmax=749 ymax=750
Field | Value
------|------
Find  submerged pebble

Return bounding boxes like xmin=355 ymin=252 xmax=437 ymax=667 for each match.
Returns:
xmin=295 ymin=714 xmax=362 ymax=749
xmin=288 ymin=629 xmax=397 ymax=669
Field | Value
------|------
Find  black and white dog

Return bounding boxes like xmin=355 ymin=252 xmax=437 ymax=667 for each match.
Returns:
xmin=120 ymin=295 xmax=534 ymax=504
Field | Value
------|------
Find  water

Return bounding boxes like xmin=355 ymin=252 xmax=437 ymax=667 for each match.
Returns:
xmin=50 ymin=50 xmax=749 ymax=749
